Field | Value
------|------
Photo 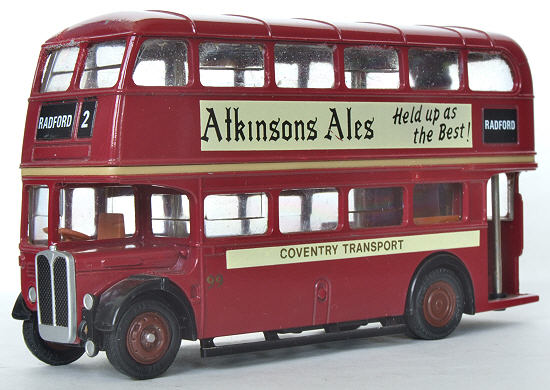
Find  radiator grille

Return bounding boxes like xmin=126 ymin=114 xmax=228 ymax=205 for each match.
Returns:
xmin=35 ymin=250 xmax=76 ymax=343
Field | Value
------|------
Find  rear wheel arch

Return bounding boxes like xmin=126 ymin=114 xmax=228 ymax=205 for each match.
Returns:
xmin=406 ymin=252 xmax=475 ymax=318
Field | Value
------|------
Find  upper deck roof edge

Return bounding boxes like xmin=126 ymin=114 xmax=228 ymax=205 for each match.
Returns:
xmin=44 ymin=11 xmax=509 ymax=50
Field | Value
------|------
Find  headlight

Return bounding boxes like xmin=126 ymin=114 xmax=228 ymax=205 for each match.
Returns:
xmin=83 ymin=293 xmax=96 ymax=310
xmin=28 ymin=286 xmax=37 ymax=303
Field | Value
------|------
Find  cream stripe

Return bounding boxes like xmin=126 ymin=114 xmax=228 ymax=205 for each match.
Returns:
xmin=226 ymin=230 xmax=481 ymax=269
xmin=20 ymin=155 xmax=535 ymax=177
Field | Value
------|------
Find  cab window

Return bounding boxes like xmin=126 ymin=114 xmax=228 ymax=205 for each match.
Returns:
xmin=151 ymin=193 xmax=190 ymax=237
xmin=59 ymin=186 xmax=135 ymax=241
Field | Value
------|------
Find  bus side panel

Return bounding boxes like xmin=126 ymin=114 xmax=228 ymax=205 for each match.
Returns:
xmin=202 ymin=249 xmax=315 ymax=337
xmin=114 ymin=94 xmax=536 ymax=169
xmin=119 ymin=95 xmax=199 ymax=166
xmin=201 ymin=232 xmax=488 ymax=338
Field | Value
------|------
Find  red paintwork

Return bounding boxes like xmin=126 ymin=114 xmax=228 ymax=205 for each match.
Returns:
xmin=21 ymin=12 xmax=534 ymax=169
xmin=18 ymin=12 xmax=537 ymax=344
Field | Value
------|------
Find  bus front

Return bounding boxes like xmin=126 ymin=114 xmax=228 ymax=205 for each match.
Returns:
xmin=13 ymin=19 xmax=200 ymax=370
xmin=15 ymin=32 xmax=134 ymax=357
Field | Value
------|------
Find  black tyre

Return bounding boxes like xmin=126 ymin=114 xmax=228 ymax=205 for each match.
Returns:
xmin=406 ymin=268 xmax=464 ymax=340
xmin=22 ymin=314 xmax=84 ymax=365
xmin=105 ymin=299 xmax=181 ymax=379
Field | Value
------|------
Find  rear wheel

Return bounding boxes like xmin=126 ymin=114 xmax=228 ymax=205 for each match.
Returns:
xmin=406 ymin=268 xmax=464 ymax=340
xmin=22 ymin=314 xmax=84 ymax=365
xmin=105 ymin=299 xmax=181 ymax=379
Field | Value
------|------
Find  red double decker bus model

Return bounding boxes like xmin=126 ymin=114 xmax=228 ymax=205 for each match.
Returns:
xmin=12 ymin=11 xmax=538 ymax=379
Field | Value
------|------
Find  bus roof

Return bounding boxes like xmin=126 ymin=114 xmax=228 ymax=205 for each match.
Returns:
xmin=45 ymin=11 xmax=520 ymax=51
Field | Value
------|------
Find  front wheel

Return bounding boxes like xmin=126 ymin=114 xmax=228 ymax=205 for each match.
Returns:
xmin=406 ymin=268 xmax=464 ymax=340
xmin=105 ymin=299 xmax=181 ymax=379
xmin=22 ymin=314 xmax=84 ymax=365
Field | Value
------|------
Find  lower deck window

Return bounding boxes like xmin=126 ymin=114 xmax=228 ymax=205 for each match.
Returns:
xmin=279 ymin=188 xmax=338 ymax=233
xmin=349 ymin=187 xmax=403 ymax=229
xmin=413 ymin=183 xmax=462 ymax=225
xmin=204 ymin=193 xmax=268 ymax=237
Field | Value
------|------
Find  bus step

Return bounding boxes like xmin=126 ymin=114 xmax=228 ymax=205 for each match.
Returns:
xmin=200 ymin=324 xmax=407 ymax=358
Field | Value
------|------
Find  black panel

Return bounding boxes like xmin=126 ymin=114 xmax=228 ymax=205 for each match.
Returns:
xmin=36 ymin=102 xmax=77 ymax=140
xmin=483 ymin=109 xmax=518 ymax=144
xmin=77 ymin=100 xmax=97 ymax=138
xmin=36 ymin=255 xmax=53 ymax=325
xmin=53 ymin=257 xmax=68 ymax=327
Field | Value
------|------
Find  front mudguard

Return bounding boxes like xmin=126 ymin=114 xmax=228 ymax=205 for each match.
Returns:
xmin=12 ymin=293 xmax=32 ymax=321
xmin=93 ymin=275 xmax=197 ymax=342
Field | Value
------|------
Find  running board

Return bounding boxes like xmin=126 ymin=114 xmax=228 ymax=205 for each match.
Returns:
xmin=200 ymin=324 xmax=407 ymax=358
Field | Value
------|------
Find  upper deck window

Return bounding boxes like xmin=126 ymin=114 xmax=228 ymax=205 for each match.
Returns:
xmin=40 ymin=47 xmax=79 ymax=92
xmin=468 ymin=52 xmax=514 ymax=91
xmin=199 ymin=42 xmax=264 ymax=87
xmin=133 ymin=39 xmax=188 ymax=86
xmin=275 ymin=44 xmax=335 ymax=88
xmin=344 ymin=46 xmax=400 ymax=89
xmin=80 ymin=40 xmax=126 ymax=89
xmin=408 ymin=49 xmax=459 ymax=90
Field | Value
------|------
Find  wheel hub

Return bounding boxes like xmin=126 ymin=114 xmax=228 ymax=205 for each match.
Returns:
xmin=126 ymin=312 xmax=170 ymax=365
xmin=423 ymin=281 xmax=457 ymax=327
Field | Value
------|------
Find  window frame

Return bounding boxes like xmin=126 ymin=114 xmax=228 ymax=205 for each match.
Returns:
xmin=40 ymin=46 xmax=81 ymax=93
xmin=77 ymin=38 xmax=129 ymax=91
xmin=412 ymin=182 xmax=465 ymax=226
xmin=347 ymin=186 xmax=406 ymax=230
xmin=150 ymin=191 xmax=192 ymax=239
xmin=198 ymin=40 xmax=267 ymax=89
xmin=27 ymin=185 xmax=50 ymax=246
xmin=343 ymin=45 xmax=402 ymax=91
xmin=465 ymin=49 xmax=518 ymax=94
xmin=203 ymin=191 xmax=270 ymax=239
xmin=407 ymin=47 xmax=462 ymax=91
xmin=56 ymin=184 xmax=139 ymax=242
xmin=278 ymin=187 xmax=340 ymax=235
xmin=131 ymin=38 xmax=191 ymax=88
xmin=273 ymin=42 xmax=337 ymax=90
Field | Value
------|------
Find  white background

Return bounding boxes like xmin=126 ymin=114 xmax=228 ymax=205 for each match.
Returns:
xmin=1 ymin=1 xmax=548 ymax=388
